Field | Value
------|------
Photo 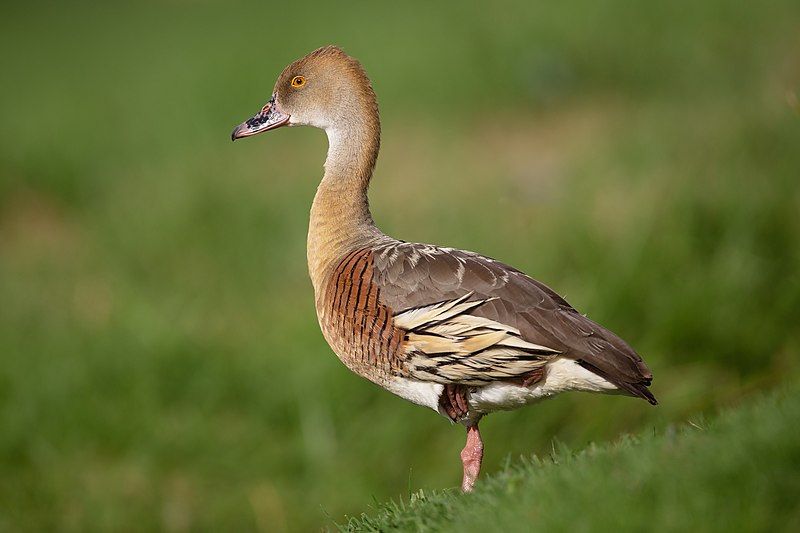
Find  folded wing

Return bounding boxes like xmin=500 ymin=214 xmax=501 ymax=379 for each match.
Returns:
xmin=373 ymin=241 xmax=656 ymax=404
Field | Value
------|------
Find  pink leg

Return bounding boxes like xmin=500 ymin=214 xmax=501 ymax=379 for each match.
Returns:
xmin=460 ymin=424 xmax=484 ymax=492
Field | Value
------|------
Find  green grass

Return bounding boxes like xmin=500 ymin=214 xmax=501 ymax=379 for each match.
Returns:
xmin=341 ymin=386 xmax=800 ymax=532
xmin=1 ymin=1 xmax=799 ymax=531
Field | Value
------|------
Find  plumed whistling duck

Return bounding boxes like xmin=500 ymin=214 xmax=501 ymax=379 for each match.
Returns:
xmin=232 ymin=46 xmax=656 ymax=492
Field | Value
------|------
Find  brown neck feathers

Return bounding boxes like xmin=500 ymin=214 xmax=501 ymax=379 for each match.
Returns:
xmin=307 ymin=86 xmax=383 ymax=295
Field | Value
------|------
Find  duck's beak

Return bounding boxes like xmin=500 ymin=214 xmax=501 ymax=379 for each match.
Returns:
xmin=231 ymin=94 xmax=290 ymax=141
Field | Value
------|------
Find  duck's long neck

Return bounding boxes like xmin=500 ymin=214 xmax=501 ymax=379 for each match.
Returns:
xmin=307 ymin=118 xmax=382 ymax=293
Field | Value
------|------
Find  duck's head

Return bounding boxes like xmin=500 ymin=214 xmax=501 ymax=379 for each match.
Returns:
xmin=231 ymin=46 xmax=377 ymax=141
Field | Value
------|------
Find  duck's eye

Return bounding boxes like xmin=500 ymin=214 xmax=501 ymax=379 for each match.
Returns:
xmin=291 ymin=76 xmax=306 ymax=88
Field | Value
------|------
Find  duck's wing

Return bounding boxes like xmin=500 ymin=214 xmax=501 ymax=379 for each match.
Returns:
xmin=372 ymin=241 xmax=657 ymax=404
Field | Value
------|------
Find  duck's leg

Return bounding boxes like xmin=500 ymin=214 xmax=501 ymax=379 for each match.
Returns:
xmin=460 ymin=423 xmax=484 ymax=492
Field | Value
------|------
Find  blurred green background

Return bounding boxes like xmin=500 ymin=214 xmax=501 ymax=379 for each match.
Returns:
xmin=1 ymin=1 xmax=799 ymax=531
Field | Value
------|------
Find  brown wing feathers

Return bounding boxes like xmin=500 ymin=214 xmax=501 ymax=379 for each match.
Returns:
xmin=372 ymin=242 xmax=657 ymax=404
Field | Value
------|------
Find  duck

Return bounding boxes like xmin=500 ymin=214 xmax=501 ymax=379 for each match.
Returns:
xmin=231 ymin=45 xmax=656 ymax=492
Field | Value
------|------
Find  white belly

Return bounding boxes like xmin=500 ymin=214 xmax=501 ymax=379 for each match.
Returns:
xmin=384 ymin=357 xmax=619 ymax=420
xmin=383 ymin=378 xmax=444 ymax=411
